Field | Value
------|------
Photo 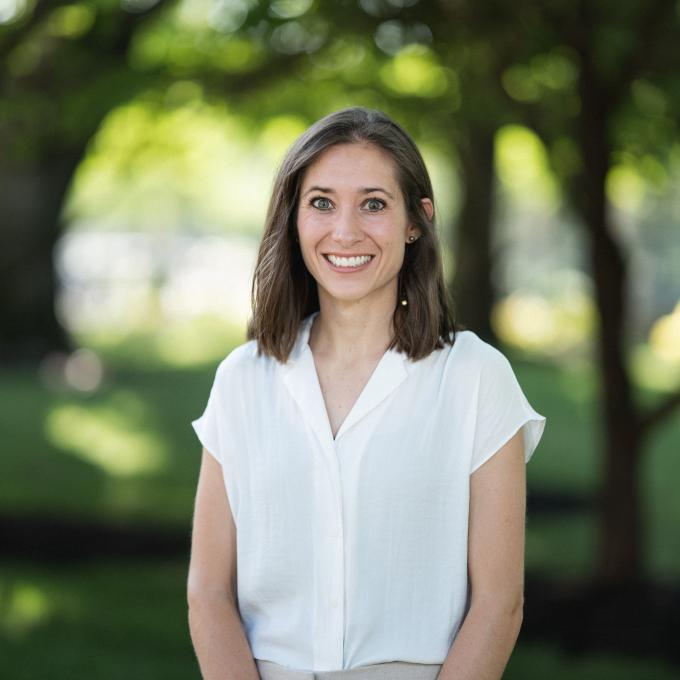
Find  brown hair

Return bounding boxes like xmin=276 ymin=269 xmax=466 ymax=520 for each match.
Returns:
xmin=246 ymin=105 xmax=462 ymax=363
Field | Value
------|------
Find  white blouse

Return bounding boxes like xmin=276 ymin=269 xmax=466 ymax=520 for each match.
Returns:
xmin=191 ymin=310 xmax=546 ymax=672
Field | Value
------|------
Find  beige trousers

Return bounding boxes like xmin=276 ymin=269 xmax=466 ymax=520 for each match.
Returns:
xmin=255 ymin=659 xmax=442 ymax=680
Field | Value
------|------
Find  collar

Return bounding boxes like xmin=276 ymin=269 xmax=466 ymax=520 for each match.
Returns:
xmin=282 ymin=310 xmax=409 ymax=447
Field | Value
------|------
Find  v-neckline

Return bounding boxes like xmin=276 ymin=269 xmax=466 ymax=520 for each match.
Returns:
xmin=308 ymin=342 xmax=389 ymax=443
xmin=282 ymin=311 xmax=409 ymax=449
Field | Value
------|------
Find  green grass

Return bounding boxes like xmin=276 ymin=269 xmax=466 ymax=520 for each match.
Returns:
xmin=506 ymin=351 xmax=680 ymax=586
xmin=2 ymin=347 xmax=680 ymax=577
xmin=507 ymin=641 xmax=679 ymax=680
xmin=0 ymin=559 xmax=199 ymax=680
xmin=1 ymin=559 xmax=678 ymax=680
xmin=0 ymin=362 xmax=217 ymax=525
xmin=1 ymin=339 xmax=680 ymax=677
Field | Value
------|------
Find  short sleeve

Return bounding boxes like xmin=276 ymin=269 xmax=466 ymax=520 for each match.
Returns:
xmin=470 ymin=343 xmax=546 ymax=474
xmin=191 ymin=363 xmax=225 ymax=466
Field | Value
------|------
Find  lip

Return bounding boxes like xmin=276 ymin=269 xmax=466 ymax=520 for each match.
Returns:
xmin=322 ymin=253 xmax=375 ymax=273
xmin=323 ymin=252 xmax=376 ymax=258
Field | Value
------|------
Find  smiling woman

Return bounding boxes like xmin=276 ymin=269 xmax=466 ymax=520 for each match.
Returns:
xmin=187 ymin=106 xmax=546 ymax=680
xmin=296 ymin=143 xmax=431 ymax=311
xmin=245 ymin=106 xmax=456 ymax=364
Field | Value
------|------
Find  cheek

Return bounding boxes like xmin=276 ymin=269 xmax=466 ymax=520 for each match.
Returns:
xmin=374 ymin=217 xmax=403 ymax=239
xmin=377 ymin=229 xmax=400 ymax=251
xmin=297 ymin=212 xmax=323 ymax=239
xmin=383 ymin=236 xmax=407 ymax=266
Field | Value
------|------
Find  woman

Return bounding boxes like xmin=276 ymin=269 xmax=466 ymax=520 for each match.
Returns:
xmin=187 ymin=106 xmax=546 ymax=680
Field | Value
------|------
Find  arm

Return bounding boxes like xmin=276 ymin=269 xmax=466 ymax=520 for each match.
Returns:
xmin=187 ymin=448 xmax=260 ymax=680
xmin=438 ymin=428 xmax=527 ymax=680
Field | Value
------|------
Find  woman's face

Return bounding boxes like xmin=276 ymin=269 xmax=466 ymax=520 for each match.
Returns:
xmin=296 ymin=142 xmax=431 ymax=308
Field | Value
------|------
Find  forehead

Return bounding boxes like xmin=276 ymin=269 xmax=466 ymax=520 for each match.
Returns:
xmin=301 ymin=143 xmax=399 ymax=189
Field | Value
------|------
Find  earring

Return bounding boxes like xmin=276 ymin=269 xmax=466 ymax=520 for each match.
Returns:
xmin=398 ymin=263 xmax=409 ymax=306
xmin=408 ymin=235 xmax=419 ymax=243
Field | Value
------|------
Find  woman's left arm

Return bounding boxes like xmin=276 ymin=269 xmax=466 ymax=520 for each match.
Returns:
xmin=438 ymin=428 xmax=527 ymax=680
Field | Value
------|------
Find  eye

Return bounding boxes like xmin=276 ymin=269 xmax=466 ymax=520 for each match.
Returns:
xmin=309 ymin=196 xmax=332 ymax=211
xmin=365 ymin=197 xmax=386 ymax=212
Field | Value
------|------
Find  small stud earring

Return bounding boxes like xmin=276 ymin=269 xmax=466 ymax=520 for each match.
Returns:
xmin=408 ymin=235 xmax=418 ymax=243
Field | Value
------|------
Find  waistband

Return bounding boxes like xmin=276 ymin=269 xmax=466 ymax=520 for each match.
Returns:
xmin=256 ymin=659 xmax=443 ymax=680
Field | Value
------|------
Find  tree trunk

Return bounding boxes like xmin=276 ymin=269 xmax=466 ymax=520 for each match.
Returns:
xmin=450 ymin=122 xmax=497 ymax=344
xmin=0 ymin=151 xmax=82 ymax=364
xmin=575 ymin=46 xmax=645 ymax=587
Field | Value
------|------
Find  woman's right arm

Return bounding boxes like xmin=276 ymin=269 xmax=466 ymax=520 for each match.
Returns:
xmin=187 ymin=448 xmax=260 ymax=680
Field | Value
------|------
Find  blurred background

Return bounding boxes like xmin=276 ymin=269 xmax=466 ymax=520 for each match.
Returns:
xmin=1 ymin=0 xmax=680 ymax=678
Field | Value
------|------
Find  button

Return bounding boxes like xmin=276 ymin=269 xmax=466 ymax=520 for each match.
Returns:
xmin=330 ymin=598 xmax=339 ymax=608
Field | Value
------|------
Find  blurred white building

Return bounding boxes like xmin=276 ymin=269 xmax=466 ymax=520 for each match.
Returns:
xmin=54 ymin=230 xmax=258 ymax=334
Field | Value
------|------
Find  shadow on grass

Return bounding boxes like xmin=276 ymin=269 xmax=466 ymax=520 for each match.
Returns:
xmin=2 ymin=493 xmax=679 ymax=672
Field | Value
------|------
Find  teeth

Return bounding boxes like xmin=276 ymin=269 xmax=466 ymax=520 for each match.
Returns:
xmin=326 ymin=254 xmax=373 ymax=268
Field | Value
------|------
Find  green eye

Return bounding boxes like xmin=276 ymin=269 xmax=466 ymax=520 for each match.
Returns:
xmin=310 ymin=196 xmax=332 ymax=210
xmin=308 ymin=196 xmax=386 ymax=211
xmin=366 ymin=198 xmax=386 ymax=211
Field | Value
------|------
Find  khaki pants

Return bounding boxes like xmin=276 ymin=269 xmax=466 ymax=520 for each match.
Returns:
xmin=256 ymin=659 xmax=442 ymax=680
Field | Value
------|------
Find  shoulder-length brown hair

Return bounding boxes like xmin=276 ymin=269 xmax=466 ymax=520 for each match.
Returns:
xmin=246 ymin=105 xmax=463 ymax=363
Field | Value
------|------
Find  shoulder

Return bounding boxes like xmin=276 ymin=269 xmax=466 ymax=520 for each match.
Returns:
xmin=439 ymin=329 xmax=514 ymax=382
xmin=439 ymin=328 xmax=501 ymax=364
xmin=214 ymin=338 xmax=265 ymax=383
xmin=469 ymin=331 xmax=512 ymax=366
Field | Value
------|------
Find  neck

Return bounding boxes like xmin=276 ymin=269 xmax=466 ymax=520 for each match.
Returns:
xmin=309 ymin=293 xmax=397 ymax=364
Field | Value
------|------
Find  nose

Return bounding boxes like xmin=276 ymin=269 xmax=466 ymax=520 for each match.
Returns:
xmin=331 ymin=207 xmax=364 ymax=246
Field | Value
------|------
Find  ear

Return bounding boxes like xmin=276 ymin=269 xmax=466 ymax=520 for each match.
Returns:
xmin=420 ymin=197 xmax=434 ymax=222
xmin=406 ymin=198 xmax=433 ymax=242
xmin=406 ymin=226 xmax=422 ymax=242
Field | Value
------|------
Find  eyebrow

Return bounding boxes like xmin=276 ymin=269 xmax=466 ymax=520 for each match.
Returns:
xmin=303 ymin=185 xmax=395 ymax=200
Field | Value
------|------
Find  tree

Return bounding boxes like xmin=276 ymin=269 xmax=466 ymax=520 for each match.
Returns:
xmin=0 ymin=0 xmax=309 ymax=362
xmin=1 ymin=0 xmax=171 ymax=360
xmin=4 ymin=0 xmax=679 ymax=593
xmin=504 ymin=0 xmax=680 ymax=586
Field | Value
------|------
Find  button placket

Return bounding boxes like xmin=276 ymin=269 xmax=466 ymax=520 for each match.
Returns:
xmin=327 ymin=442 xmax=345 ymax=669
xmin=281 ymin=312 xmax=411 ymax=671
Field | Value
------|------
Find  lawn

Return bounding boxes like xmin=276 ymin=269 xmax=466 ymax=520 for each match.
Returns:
xmin=2 ymin=559 xmax=678 ymax=679
xmin=1 ymin=334 xmax=679 ymax=678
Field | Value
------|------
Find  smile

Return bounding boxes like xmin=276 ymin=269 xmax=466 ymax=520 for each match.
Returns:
xmin=323 ymin=254 xmax=375 ymax=272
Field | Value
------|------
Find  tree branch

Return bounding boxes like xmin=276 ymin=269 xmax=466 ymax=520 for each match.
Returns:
xmin=639 ymin=388 xmax=680 ymax=435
